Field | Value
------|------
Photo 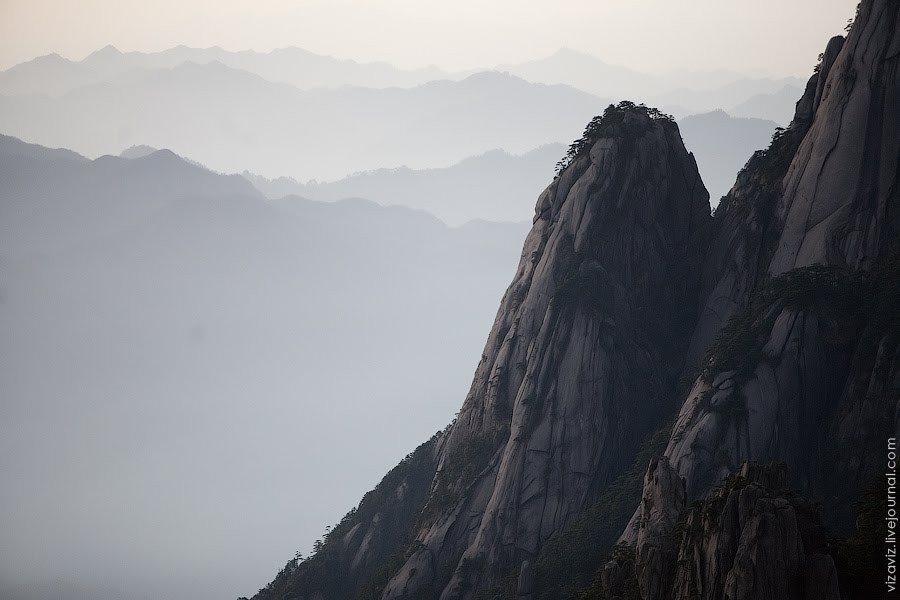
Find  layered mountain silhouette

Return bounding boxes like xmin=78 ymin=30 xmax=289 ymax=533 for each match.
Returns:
xmin=497 ymin=47 xmax=804 ymax=122
xmin=677 ymin=110 xmax=780 ymax=205
xmin=242 ymin=145 xmax=564 ymax=227
xmin=240 ymin=111 xmax=777 ymax=225
xmin=2 ymin=43 xmax=802 ymax=114
xmin=249 ymin=2 xmax=898 ymax=599
xmin=0 ymin=45 xmax=795 ymax=187
xmin=0 ymin=44 xmax=448 ymax=96
xmin=730 ymin=84 xmax=806 ymax=125
xmin=0 ymin=67 xmax=607 ymax=180
xmin=0 ymin=134 xmax=532 ymax=600
xmin=647 ymin=78 xmax=804 ymax=120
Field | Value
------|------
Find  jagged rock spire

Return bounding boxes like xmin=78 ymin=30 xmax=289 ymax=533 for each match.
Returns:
xmin=380 ymin=103 xmax=711 ymax=600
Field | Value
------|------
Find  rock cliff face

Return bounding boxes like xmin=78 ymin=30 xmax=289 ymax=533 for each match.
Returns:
xmin=621 ymin=1 xmax=899 ymax=598
xmin=646 ymin=0 xmax=899 ymax=510
xmin=680 ymin=31 xmax=844 ymax=375
xmin=252 ymin=104 xmax=712 ymax=600
xmin=250 ymin=2 xmax=898 ymax=599
xmin=379 ymin=103 xmax=711 ymax=600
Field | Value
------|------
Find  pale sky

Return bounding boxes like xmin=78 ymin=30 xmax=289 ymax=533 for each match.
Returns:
xmin=0 ymin=0 xmax=857 ymax=76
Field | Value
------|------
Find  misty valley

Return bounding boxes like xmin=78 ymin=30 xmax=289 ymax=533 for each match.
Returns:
xmin=0 ymin=2 xmax=897 ymax=600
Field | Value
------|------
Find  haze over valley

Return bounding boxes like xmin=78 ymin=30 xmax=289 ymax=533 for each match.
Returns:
xmin=0 ymin=135 xmax=528 ymax=599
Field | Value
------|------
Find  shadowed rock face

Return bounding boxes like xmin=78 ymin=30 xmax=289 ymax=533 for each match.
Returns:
xmin=379 ymin=105 xmax=711 ymax=600
xmin=620 ymin=3 xmax=899 ymax=598
xmin=680 ymin=33 xmax=844 ymax=376
xmin=634 ymin=456 xmax=686 ymax=600
xmin=653 ymin=0 xmax=900 ymax=508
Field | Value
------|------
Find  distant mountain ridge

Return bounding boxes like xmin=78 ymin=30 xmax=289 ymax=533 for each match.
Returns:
xmin=677 ymin=110 xmax=780 ymax=203
xmin=497 ymin=46 xmax=804 ymax=118
xmin=0 ymin=133 xmax=531 ymax=600
xmin=0 ymin=44 xmax=448 ymax=96
xmin=0 ymin=44 xmax=801 ymax=189
xmin=243 ymin=145 xmax=564 ymax=226
xmin=730 ymin=84 xmax=805 ymax=125
xmin=0 ymin=67 xmax=609 ymax=181
xmin=0 ymin=107 xmax=776 ymax=230
xmin=241 ymin=110 xmax=778 ymax=222
xmin=2 ymin=44 xmax=804 ymax=120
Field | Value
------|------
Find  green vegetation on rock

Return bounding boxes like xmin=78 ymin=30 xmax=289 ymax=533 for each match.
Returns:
xmin=701 ymin=258 xmax=900 ymax=388
xmin=555 ymin=101 xmax=674 ymax=175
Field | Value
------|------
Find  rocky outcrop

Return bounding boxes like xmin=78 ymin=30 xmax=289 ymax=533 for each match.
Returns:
xmin=251 ymin=102 xmax=712 ymax=600
xmin=379 ymin=103 xmax=711 ymax=600
xmin=613 ymin=464 xmax=844 ymax=600
xmin=634 ymin=457 xmax=685 ymax=600
xmin=663 ymin=464 xmax=840 ymax=600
